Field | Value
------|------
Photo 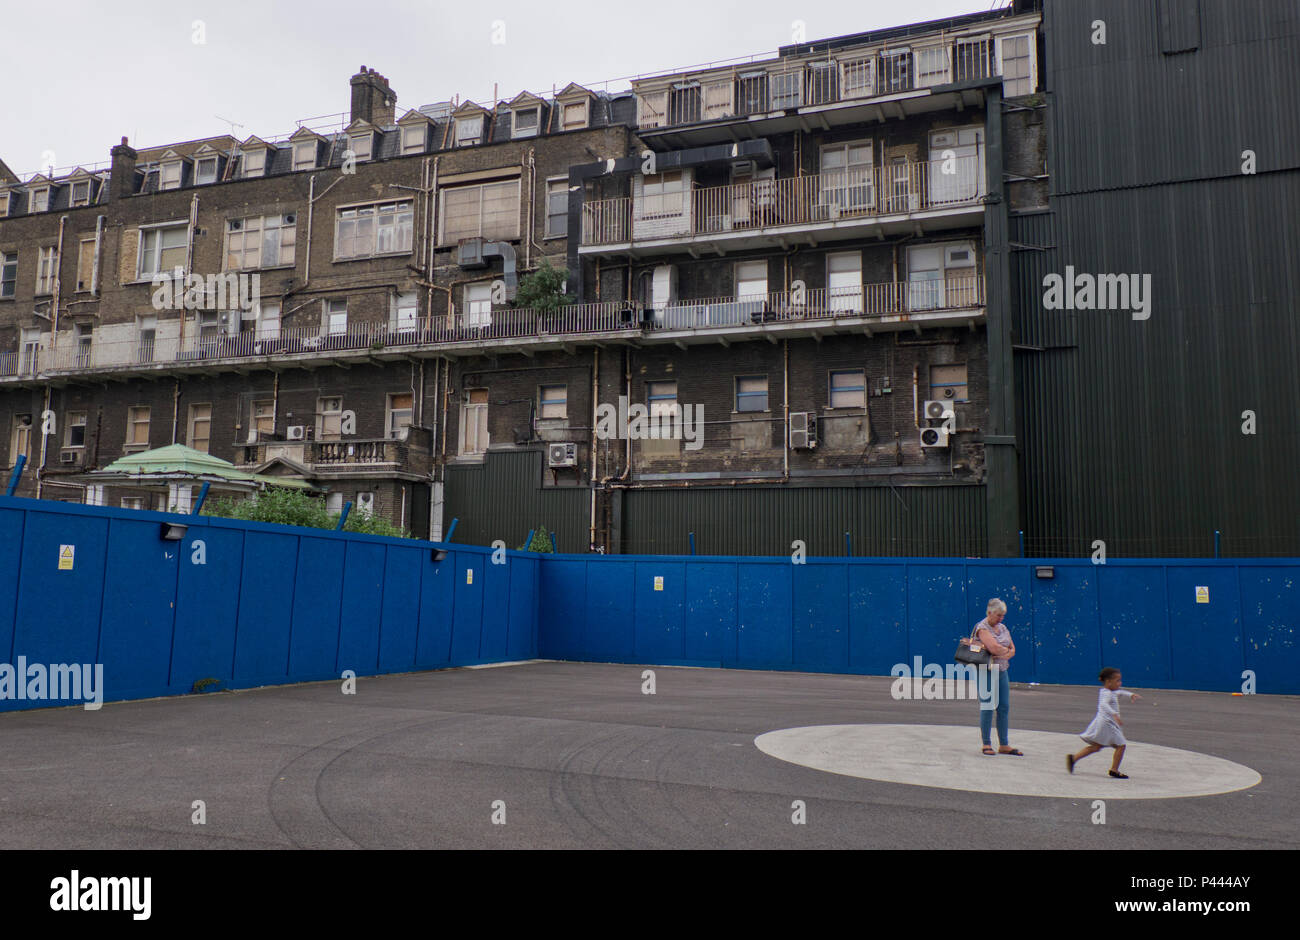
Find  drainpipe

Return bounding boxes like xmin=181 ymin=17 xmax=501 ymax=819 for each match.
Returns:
xmin=51 ymin=215 xmax=67 ymax=344
xmin=179 ymin=195 xmax=198 ymax=350
xmin=590 ymin=347 xmax=599 ymax=551
xmin=272 ymin=372 xmax=280 ymax=437
xmin=782 ymin=339 xmax=790 ymax=482
xmin=619 ymin=347 xmax=632 ymax=482
xmin=171 ymin=379 xmax=181 ymax=444
xmin=92 ymin=214 xmax=105 ymax=297
xmin=35 ymin=386 xmax=52 ymax=499
xmin=305 ymin=175 xmax=316 ymax=284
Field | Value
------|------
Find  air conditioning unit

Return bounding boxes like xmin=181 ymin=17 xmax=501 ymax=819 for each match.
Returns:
xmin=920 ymin=427 xmax=951 ymax=448
xmin=60 ymin=451 xmax=77 ymax=465
xmin=549 ymin=442 xmax=578 ymax=468
xmin=924 ymin=400 xmax=955 ymax=421
xmin=457 ymin=238 xmax=486 ymax=268
xmin=789 ymin=412 xmax=818 ymax=449
xmin=286 ymin=425 xmax=306 ymax=441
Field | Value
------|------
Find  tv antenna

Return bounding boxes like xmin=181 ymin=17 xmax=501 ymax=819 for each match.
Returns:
xmin=216 ymin=115 xmax=244 ymax=138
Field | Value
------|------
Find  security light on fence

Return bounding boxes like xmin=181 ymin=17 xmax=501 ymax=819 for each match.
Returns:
xmin=1036 ymin=566 xmax=1055 ymax=580
xmin=431 ymin=548 xmax=449 ymax=563
xmin=160 ymin=522 xmax=189 ymax=542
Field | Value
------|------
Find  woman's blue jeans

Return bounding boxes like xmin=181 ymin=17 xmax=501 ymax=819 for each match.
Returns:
xmin=979 ymin=667 xmax=1011 ymax=746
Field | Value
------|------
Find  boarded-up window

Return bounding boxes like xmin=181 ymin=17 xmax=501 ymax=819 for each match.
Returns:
xmin=76 ymin=238 xmax=96 ymax=292
xmin=460 ymin=389 xmax=489 ymax=456
xmin=119 ymin=227 xmax=139 ymax=284
xmin=930 ymin=364 xmax=968 ymax=403
xmin=440 ymin=180 xmax=520 ymax=244
xmin=388 ymin=393 xmax=413 ymax=439
xmin=187 ymin=403 xmax=212 ymax=453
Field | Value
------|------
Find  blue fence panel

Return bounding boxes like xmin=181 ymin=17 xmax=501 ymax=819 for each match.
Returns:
xmin=1239 ymin=567 xmax=1300 ymax=692
xmin=505 ymin=558 xmax=538 ymax=662
xmin=171 ymin=524 xmax=244 ymax=695
xmin=231 ymin=531 xmax=300 ymax=687
xmin=1097 ymin=566 xmax=1172 ymax=685
xmin=633 ymin=560 xmax=686 ymax=664
xmin=794 ymin=563 xmax=849 ymax=672
xmin=684 ymin=562 xmax=737 ymax=666
xmin=336 ymin=540 xmax=386 ymax=677
xmin=1166 ymin=566 xmax=1245 ymax=690
xmin=737 ymin=563 xmax=793 ymax=668
xmin=378 ymin=545 xmax=423 ymax=673
xmin=415 ymin=553 xmax=455 ymax=668
xmin=848 ymin=564 xmax=909 ymax=675
xmin=0 ymin=507 xmax=27 ymax=666
xmin=907 ymin=564 xmax=969 ymax=673
xmin=450 ymin=553 xmax=485 ymax=663
xmin=287 ymin=536 xmax=347 ymax=680
xmin=538 ymin=559 xmax=586 ymax=660
xmin=99 ymin=517 xmax=179 ymax=701
xmin=1030 ymin=565 xmax=1101 ymax=685
xmin=583 ymin=560 xmax=635 ymax=661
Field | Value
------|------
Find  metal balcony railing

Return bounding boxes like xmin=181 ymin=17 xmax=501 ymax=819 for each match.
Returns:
xmin=582 ymin=156 xmax=984 ymax=247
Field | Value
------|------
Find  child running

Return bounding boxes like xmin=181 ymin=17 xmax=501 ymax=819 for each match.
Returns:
xmin=1067 ymin=667 xmax=1142 ymax=778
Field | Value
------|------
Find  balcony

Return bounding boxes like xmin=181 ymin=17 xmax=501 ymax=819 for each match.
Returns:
xmin=237 ymin=430 xmax=432 ymax=479
xmin=581 ymin=157 xmax=984 ymax=255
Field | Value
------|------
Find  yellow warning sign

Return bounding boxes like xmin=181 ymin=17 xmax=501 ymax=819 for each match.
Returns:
xmin=1196 ymin=586 xmax=1210 ymax=605
xmin=58 ymin=544 xmax=75 ymax=571
xmin=466 ymin=569 xmax=474 ymax=585
xmin=654 ymin=576 xmax=664 ymax=592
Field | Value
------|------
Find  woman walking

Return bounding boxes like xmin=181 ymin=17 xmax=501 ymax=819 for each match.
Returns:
xmin=974 ymin=598 xmax=1021 ymax=756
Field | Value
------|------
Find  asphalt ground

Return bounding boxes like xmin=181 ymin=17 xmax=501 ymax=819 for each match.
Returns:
xmin=0 ymin=661 xmax=1294 ymax=850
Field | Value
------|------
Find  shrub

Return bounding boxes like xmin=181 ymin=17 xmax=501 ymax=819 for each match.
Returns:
xmin=514 ymin=259 xmax=571 ymax=314
xmin=203 ymin=487 xmax=413 ymax=538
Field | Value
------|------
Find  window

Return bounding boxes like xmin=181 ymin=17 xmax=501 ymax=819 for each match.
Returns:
xmin=460 ymin=388 xmax=489 ymax=456
xmin=393 ymin=291 xmax=419 ymax=332
xmin=827 ymin=252 xmax=863 ymax=312
xmin=455 ymin=115 xmax=484 ymax=147
xmin=326 ymin=492 xmax=344 ymax=516
xmin=440 ymin=180 xmax=520 ymax=244
xmin=195 ymin=157 xmax=218 ymax=184
xmin=335 ymin=201 xmax=414 ymax=259
xmin=225 ymin=214 xmax=296 ymax=270
xmin=907 ymin=245 xmax=944 ymax=310
xmin=73 ymin=323 xmax=93 ymax=367
xmin=127 ymin=406 xmax=151 ymax=448
xmin=30 ymin=188 xmax=50 ymax=212
xmin=19 ymin=328 xmax=41 ymax=374
xmin=997 ymin=34 xmax=1034 ymax=96
xmin=84 ymin=485 xmax=104 ymax=506
xmin=257 ymin=302 xmax=280 ymax=339
xmin=35 ymin=246 xmax=56 ymax=294
xmin=954 ymin=37 xmax=993 ymax=81
xmin=160 ymin=162 xmax=182 ymax=190
xmin=187 ymin=403 xmax=211 ymax=453
xmin=71 ymin=180 xmax=92 ymax=207
xmin=76 ymin=237 xmax=96 ymax=291
xmin=914 ymin=45 xmax=950 ymax=87
xmin=0 ymin=192 xmax=9 ymax=216
xmin=647 ymin=381 xmax=678 ymax=416
xmin=64 ymin=412 xmax=87 ymax=449
xmin=138 ymin=223 xmax=188 ymax=279
xmin=348 ymin=133 xmax=372 ymax=162
xmin=879 ymin=49 xmax=911 ymax=93
xmin=400 ymin=124 xmax=426 ymax=155
xmin=770 ymin=71 xmax=802 ymax=109
xmin=668 ymin=83 xmax=702 ymax=124
xmin=829 ymin=370 xmax=866 ymax=408
xmin=513 ymin=108 xmax=540 ymax=139
xmin=317 ymin=397 xmax=343 ymax=440
xmin=562 ymin=101 xmax=588 ymax=130
xmin=251 ymin=400 xmax=274 ymax=441
xmin=0 ymin=252 xmax=16 ymax=298
xmin=546 ymin=179 xmax=568 ymax=238
xmin=137 ymin=315 xmax=157 ymax=363
xmin=9 ymin=416 xmax=32 ymax=466
xmin=292 ymin=141 xmax=317 ymax=171
xmin=645 ymin=380 xmax=679 ymax=455
xmin=197 ymin=311 xmax=222 ymax=353
xmin=387 ymin=393 xmax=414 ymax=440
xmin=640 ymin=171 xmax=685 ymax=217
xmin=121 ymin=497 xmax=145 ymax=511
xmin=325 ymin=299 xmax=348 ymax=335
xmin=930 ymin=364 xmax=968 ymax=403
xmin=735 ymin=376 xmax=768 ymax=413
xmin=735 ymin=260 xmax=768 ymax=299
xmin=539 ymin=385 xmax=567 ymax=420
xmin=241 ymin=149 xmax=266 ymax=178
xmin=820 ymin=141 xmax=874 ymax=210
xmin=464 ymin=283 xmax=492 ymax=328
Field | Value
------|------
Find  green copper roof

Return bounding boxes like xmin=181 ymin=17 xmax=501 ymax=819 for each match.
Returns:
xmin=96 ymin=444 xmax=312 ymax=490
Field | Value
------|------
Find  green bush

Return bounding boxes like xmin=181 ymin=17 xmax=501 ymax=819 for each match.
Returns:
xmin=518 ymin=525 xmax=556 ymax=553
xmin=514 ymin=259 xmax=571 ymax=314
xmin=203 ymin=487 xmax=412 ymax=539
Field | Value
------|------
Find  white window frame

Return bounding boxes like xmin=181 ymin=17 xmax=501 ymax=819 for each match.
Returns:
xmin=70 ymin=180 xmax=92 ymax=207
xmin=827 ymin=251 xmax=864 ymax=313
xmin=392 ymin=291 xmax=419 ymax=332
xmin=387 ymin=393 xmax=414 ymax=440
xmin=35 ymin=246 xmax=57 ymax=295
xmin=317 ymin=397 xmax=344 ymax=441
xmin=819 ymin=140 xmax=875 ymax=211
xmin=735 ymin=260 xmax=768 ymax=300
xmin=255 ymin=302 xmax=280 ymax=340
xmin=545 ymin=178 xmax=568 ymax=239
xmin=241 ymin=148 xmax=267 ymax=178
xmin=0 ymin=251 xmax=17 ymax=298
xmin=639 ymin=171 xmax=686 ymax=218
xmin=460 ymin=389 xmax=490 ymax=456
xmin=225 ymin=214 xmax=297 ymax=271
xmin=512 ymin=108 xmax=541 ymax=139
xmin=996 ymin=33 xmax=1036 ymax=97
xmin=334 ymin=200 xmax=414 ymax=260
xmin=324 ymin=299 xmax=348 ymax=336
xmin=735 ymin=375 xmax=769 ymax=413
xmin=29 ymin=187 xmax=50 ymax=212
xmin=159 ymin=161 xmax=183 ymax=190
xmin=127 ymin=406 xmax=151 ymax=448
xmin=65 ymin=410 xmax=88 ymax=449
xmin=455 ymin=115 xmax=485 ymax=147
xmin=187 ymin=403 xmax=212 ymax=453
xmin=438 ymin=179 xmax=521 ymax=245
xmin=840 ymin=56 xmax=875 ymax=98
xmin=137 ymin=221 xmax=189 ymax=280
xmin=195 ymin=156 xmax=219 ymax=184
xmin=464 ymin=282 xmax=493 ymax=328
xmin=0 ymin=192 xmax=9 ymax=216
xmin=914 ymin=44 xmax=951 ymax=87
xmin=561 ymin=100 xmax=589 ymax=130
xmin=879 ymin=48 xmax=912 ymax=93
xmin=539 ymin=384 xmax=567 ymax=420
xmin=348 ymin=133 xmax=373 ymax=162
xmin=400 ymin=124 xmax=426 ymax=155
xmin=251 ymin=400 xmax=275 ymax=440
xmin=292 ymin=140 xmax=318 ymax=171
xmin=829 ymin=369 xmax=866 ymax=409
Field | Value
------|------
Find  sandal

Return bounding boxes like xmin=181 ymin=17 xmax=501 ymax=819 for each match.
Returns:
xmin=982 ymin=746 xmax=996 ymax=755
xmin=1109 ymin=770 xmax=1129 ymax=779
xmin=1066 ymin=754 xmax=1075 ymax=774
xmin=999 ymin=748 xmax=1024 ymax=756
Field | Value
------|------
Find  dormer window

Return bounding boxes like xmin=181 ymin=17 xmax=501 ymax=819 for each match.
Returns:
xmin=241 ymin=149 xmax=266 ymax=178
xmin=562 ymin=100 xmax=589 ymax=130
xmin=70 ymin=180 xmax=91 ymax=207
xmin=292 ymin=141 xmax=317 ymax=171
xmin=30 ymin=187 xmax=50 ymax=212
xmin=0 ymin=192 xmax=10 ymax=216
xmin=160 ymin=161 xmax=182 ymax=190
xmin=195 ymin=156 xmax=219 ymax=184
xmin=348 ymin=133 xmax=373 ymax=162
xmin=400 ymin=124 xmax=426 ymax=155
xmin=512 ymin=108 xmax=540 ymax=139
xmin=455 ymin=115 xmax=484 ymax=147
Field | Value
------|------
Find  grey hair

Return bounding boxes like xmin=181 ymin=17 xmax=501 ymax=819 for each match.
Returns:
xmin=987 ymin=598 xmax=1008 ymax=616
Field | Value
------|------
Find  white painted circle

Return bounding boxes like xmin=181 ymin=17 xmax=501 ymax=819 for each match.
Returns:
xmin=754 ymin=725 xmax=1262 ymax=800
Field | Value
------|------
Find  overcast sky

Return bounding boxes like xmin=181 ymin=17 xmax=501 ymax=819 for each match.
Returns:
xmin=0 ymin=0 xmax=1009 ymax=180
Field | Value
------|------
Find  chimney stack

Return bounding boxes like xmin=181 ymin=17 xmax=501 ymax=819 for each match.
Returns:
xmin=109 ymin=136 xmax=137 ymax=200
xmin=350 ymin=66 xmax=397 ymax=126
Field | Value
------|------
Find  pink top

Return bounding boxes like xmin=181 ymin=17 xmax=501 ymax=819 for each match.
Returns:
xmin=975 ymin=618 xmax=1014 ymax=672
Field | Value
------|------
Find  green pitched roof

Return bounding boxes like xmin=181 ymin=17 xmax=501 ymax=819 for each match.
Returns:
xmin=97 ymin=444 xmax=312 ymax=489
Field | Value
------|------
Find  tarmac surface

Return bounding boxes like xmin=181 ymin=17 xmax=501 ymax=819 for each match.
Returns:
xmin=0 ymin=660 xmax=1294 ymax=849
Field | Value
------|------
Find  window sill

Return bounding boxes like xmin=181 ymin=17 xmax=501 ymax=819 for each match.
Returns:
xmin=223 ymin=263 xmax=296 ymax=274
xmin=331 ymin=251 xmax=413 ymax=263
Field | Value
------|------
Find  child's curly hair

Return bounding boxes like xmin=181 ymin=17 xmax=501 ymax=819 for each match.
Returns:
xmin=1099 ymin=667 xmax=1121 ymax=682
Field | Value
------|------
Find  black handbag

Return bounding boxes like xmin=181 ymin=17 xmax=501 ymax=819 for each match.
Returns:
xmin=954 ymin=630 xmax=992 ymax=666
